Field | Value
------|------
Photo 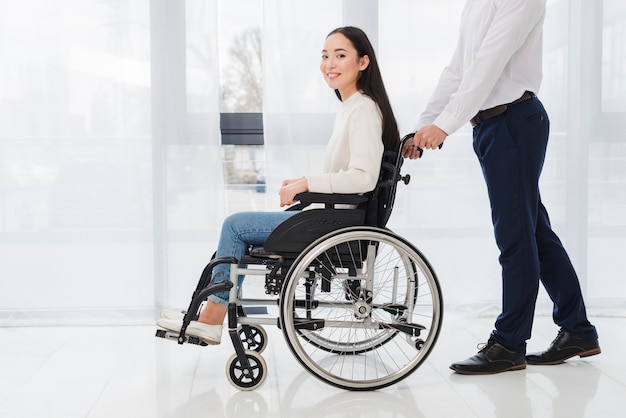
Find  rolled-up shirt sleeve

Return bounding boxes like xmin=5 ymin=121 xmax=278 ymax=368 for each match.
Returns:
xmin=420 ymin=0 xmax=546 ymax=135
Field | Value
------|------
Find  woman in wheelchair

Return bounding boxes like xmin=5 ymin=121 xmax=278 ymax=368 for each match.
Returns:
xmin=157 ymin=26 xmax=400 ymax=345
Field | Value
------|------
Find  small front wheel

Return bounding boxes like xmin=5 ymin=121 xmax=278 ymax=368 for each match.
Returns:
xmin=238 ymin=325 xmax=268 ymax=353
xmin=226 ymin=350 xmax=267 ymax=391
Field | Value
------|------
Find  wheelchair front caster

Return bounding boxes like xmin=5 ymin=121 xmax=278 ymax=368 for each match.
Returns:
xmin=238 ymin=325 xmax=268 ymax=353
xmin=226 ymin=350 xmax=267 ymax=391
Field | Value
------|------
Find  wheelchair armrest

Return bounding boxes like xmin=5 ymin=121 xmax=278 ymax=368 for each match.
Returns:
xmin=294 ymin=192 xmax=368 ymax=209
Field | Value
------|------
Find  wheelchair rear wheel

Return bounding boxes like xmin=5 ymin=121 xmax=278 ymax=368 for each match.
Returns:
xmin=279 ymin=226 xmax=443 ymax=390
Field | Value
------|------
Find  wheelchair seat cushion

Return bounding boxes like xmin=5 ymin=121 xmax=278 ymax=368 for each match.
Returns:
xmin=262 ymin=208 xmax=365 ymax=255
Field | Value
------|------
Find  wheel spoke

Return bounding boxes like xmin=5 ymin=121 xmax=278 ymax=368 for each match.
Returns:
xmin=280 ymin=227 xmax=443 ymax=390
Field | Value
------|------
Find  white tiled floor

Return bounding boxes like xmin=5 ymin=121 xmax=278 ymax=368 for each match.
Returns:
xmin=1 ymin=315 xmax=623 ymax=418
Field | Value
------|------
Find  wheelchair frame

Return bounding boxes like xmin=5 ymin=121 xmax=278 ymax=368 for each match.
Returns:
xmin=156 ymin=134 xmax=444 ymax=391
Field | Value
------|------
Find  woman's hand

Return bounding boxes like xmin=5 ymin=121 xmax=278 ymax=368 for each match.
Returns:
xmin=281 ymin=177 xmax=303 ymax=187
xmin=279 ymin=177 xmax=308 ymax=207
xmin=402 ymin=136 xmax=423 ymax=159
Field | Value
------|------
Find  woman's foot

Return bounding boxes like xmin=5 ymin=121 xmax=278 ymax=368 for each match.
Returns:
xmin=156 ymin=318 xmax=223 ymax=345
xmin=157 ymin=300 xmax=227 ymax=345
xmin=197 ymin=300 xmax=228 ymax=324
xmin=186 ymin=322 xmax=223 ymax=345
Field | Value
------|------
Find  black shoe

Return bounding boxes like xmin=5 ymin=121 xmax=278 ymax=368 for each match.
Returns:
xmin=526 ymin=329 xmax=601 ymax=365
xmin=450 ymin=340 xmax=526 ymax=375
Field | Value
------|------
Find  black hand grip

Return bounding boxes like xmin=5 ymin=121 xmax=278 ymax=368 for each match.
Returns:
xmin=401 ymin=132 xmax=443 ymax=158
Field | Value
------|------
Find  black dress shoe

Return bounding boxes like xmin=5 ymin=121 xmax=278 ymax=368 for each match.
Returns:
xmin=450 ymin=340 xmax=526 ymax=375
xmin=526 ymin=329 xmax=601 ymax=365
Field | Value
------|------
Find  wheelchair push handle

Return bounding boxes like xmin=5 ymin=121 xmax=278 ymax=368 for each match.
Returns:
xmin=401 ymin=132 xmax=443 ymax=159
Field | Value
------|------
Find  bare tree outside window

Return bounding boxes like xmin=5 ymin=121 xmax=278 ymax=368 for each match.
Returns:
xmin=219 ymin=27 xmax=265 ymax=211
xmin=221 ymin=27 xmax=262 ymax=112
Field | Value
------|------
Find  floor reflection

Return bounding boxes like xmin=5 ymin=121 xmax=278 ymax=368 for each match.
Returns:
xmin=527 ymin=362 xmax=601 ymax=418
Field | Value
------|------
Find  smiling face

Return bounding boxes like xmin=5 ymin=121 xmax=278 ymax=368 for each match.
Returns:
xmin=320 ymin=32 xmax=370 ymax=100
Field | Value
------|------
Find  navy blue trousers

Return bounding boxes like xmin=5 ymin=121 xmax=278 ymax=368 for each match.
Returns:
xmin=472 ymin=96 xmax=597 ymax=353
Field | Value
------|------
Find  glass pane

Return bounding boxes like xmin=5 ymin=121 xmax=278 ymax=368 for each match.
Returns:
xmin=218 ymin=0 xmax=263 ymax=113
xmin=0 ymin=0 xmax=153 ymax=316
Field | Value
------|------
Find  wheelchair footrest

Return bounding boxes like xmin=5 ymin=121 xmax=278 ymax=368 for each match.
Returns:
xmin=155 ymin=329 xmax=209 ymax=346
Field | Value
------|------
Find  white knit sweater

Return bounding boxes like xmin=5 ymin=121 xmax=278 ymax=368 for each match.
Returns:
xmin=306 ymin=91 xmax=384 ymax=195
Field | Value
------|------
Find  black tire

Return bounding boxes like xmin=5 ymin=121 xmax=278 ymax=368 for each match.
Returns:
xmin=280 ymin=226 xmax=443 ymax=390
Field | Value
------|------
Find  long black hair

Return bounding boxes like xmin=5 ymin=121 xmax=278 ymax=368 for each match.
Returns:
xmin=327 ymin=26 xmax=400 ymax=152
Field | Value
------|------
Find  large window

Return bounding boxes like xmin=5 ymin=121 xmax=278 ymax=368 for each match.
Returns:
xmin=0 ymin=1 xmax=153 ymax=321
xmin=216 ymin=0 xmax=265 ymax=214
xmin=0 ymin=0 xmax=624 ymax=325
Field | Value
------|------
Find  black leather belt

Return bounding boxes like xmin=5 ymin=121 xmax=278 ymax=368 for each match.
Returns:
xmin=470 ymin=91 xmax=536 ymax=127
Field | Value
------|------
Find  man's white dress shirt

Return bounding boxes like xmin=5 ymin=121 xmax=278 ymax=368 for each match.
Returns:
xmin=418 ymin=0 xmax=547 ymax=135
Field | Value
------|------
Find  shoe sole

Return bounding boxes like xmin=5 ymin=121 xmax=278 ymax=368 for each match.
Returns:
xmin=156 ymin=318 xmax=181 ymax=332
xmin=450 ymin=363 xmax=526 ymax=375
xmin=156 ymin=321 xmax=221 ymax=345
xmin=184 ymin=333 xmax=220 ymax=345
xmin=526 ymin=347 xmax=602 ymax=365
xmin=194 ymin=337 xmax=220 ymax=345
xmin=186 ymin=324 xmax=221 ymax=345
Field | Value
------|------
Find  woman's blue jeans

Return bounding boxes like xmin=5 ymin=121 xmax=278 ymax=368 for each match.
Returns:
xmin=208 ymin=211 xmax=297 ymax=306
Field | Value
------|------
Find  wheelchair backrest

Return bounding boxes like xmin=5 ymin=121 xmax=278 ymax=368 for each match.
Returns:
xmin=262 ymin=135 xmax=409 ymax=255
xmin=362 ymin=146 xmax=407 ymax=228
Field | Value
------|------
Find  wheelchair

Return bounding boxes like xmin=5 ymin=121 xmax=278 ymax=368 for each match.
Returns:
xmin=156 ymin=134 xmax=444 ymax=391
